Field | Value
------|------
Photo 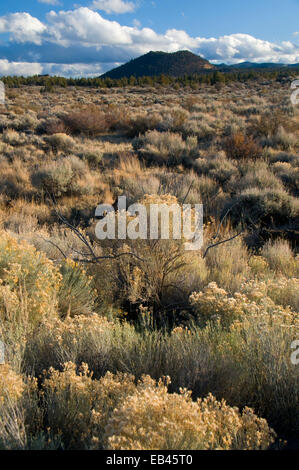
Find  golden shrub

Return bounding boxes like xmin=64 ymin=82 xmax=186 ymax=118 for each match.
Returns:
xmin=0 ymin=232 xmax=61 ymax=326
xmin=0 ymin=364 xmax=24 ymax=405
xmin=190 ymin=282 xmax=244 ymax=327
xmin=190 ymin=279 xmax=299 ymax=328
xmin=106 ymin=377 xmax=275 ymax=450
xmin=42 ymin=363 xmax=136 ymax=449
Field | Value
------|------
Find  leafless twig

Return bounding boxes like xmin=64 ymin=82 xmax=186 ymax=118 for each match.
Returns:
xmin=203 ymin=231 xmax=243 ymax=259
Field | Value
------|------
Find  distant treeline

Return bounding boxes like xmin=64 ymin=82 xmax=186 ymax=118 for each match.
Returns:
xmin=1 ymin=68 xmax=299 ymax=89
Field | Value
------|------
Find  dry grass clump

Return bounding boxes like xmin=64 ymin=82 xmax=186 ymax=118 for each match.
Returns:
xmin=22 ymin=314 xmax=131 ymax=377
xmin=194 ymin=151 xmax=238 ymax=185
xmin=45 ymin=133 xmax=76 ymax=153
xmin=31 ymin=155 xmax=105 ymax=197
xmin=261 ymin=239 xmax=299 ymax=278
xmin=0 ymin=157 xmax=32 ymax=198
xmin=134 ymin=130 xmax=198 ymax=166
xmin=203 ymin=236 xmax=250 ymax=292
xmin=2 ymin=129 xmax=27 ymax=146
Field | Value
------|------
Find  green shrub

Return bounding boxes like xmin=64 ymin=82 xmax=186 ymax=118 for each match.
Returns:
xmin=58 ymin=259 xmax=96 ymax=318
xmin=224 ymin=187 xmax=299 ymax=227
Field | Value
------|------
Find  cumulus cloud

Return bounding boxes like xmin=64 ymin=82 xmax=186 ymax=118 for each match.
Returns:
xmin=44 ymin=9 xmax=299 ymax=63
xmin=44 ymin=7 xmax=198 ymax=53
xmin=0 ymin=59 xmax=42 ymax=76
xmin=0 ymin=59 xmax=108 ymax=77
xmin=46 ymin=7 xmax=133 ymax=46
xmin=42 ymin=62 xmax=105 ymax=76
xmin=90 ymin=0 xmax=136 ymax=14
xmin=0 ymin=12 xmax=46 ymax=45
xmin=0 ymin=7 xmax=298 ymax=76
xmin=195 ymin=33 xmax=299 ymax=64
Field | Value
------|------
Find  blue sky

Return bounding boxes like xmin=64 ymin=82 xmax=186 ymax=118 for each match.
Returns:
xmin=0 ymin=0 xmax=298 ymax=76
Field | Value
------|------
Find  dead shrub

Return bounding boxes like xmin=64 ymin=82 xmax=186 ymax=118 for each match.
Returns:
xmin=223 ymin=133 xmax=262 ymax=160
xmin=61 ymin=106 xmax=109 ymax=136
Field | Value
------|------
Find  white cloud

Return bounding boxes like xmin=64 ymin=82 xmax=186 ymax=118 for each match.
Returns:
xmin=195 ymin=33 xmax=299 ymax=64
xmin=42 ymin=62 xmax=105 ymax=76
xmin=44 ymin=9 xmax=299 ymax=63
xmin=0 ymin=12 xmax=46 ymax=45
xmin=90 ymin=0 xmax=136 ymax=14
xmin=43 ymin=8 xmax=197 ymax=54
xmin=38 ymin=0 xmax=61 ymax=5
xmin=46 ymin=7 xmax=133 ymax=46
xmin=0 ymin=60 xmax=109 ymax=77
xmin=0 ymin=59 xmax=43 ymax=76
xmin=0 ymin=7 xmax=299 ymax=76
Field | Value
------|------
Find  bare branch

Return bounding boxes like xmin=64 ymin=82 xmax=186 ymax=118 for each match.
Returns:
xmin=46 ymin=192 xmax=145 ymax=264
xmin=203 ymin=231 xmax=243 ymax=259
xmin=39 ymin=235 xmax=67 ymax=259
xmin=182 ymin=180 xmax=194 ymax=204
xmin=73 ymin=252 xmax=145 ymax=264
xmin=212 ymin=201 xmax=239 ymax=241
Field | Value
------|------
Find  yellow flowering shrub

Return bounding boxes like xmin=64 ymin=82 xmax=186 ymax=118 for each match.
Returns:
xmin=190 ymin=282 xmax=244 ymax=327
xmin=0 ymin=364 xmax=24 ymax=404
xmin=39 ymin=363 xmax=276 ymax=450
xmin=105 ymin=376 xmax=275 ymax=450
xmin=42 ymin=363 xmax=136 ymax=449
xmin=248 ymin=255 xmax=269 ymax=277
xmin=0 ymin=232 xmax=61 ymax=326
xmin=190 ymin=279 xmax=299 ymax=328
xmin=241 ymin=277 xmax=299 ymax=313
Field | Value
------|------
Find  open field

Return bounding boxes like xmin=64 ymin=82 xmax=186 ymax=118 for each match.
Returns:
xmin=0 ymin=79 xmax=298 ymax=450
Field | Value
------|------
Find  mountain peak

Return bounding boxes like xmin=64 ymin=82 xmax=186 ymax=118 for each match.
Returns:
xmin=101 ymin=50 xmax=215 ymax=79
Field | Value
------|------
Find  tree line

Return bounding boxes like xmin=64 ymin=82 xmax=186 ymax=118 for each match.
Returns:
xmin=1 ymin=68 xmax=299 ymax=90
